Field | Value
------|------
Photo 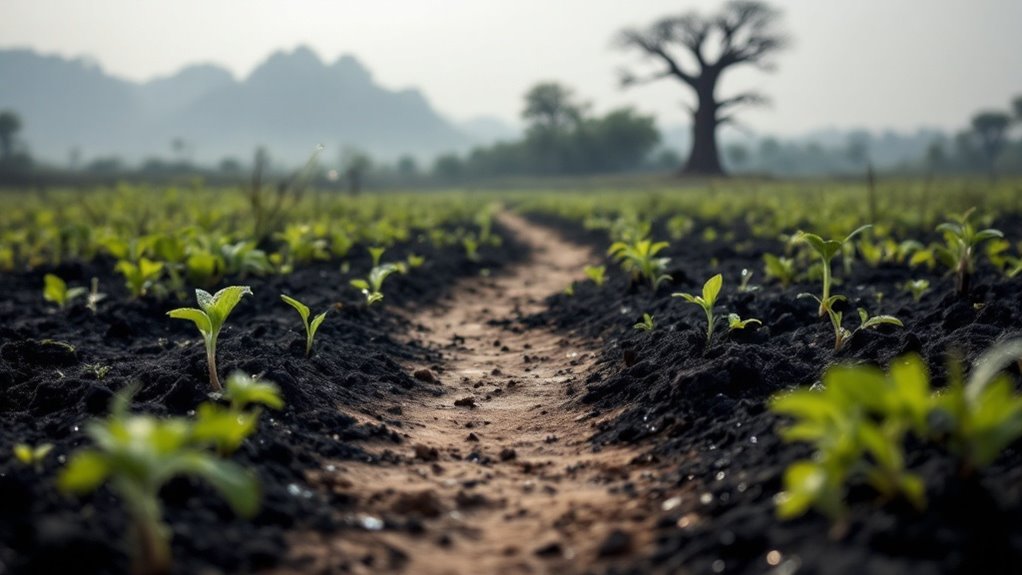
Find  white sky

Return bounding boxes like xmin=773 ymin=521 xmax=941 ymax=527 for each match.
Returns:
xmin=2 ymin=0 xmax=1020 ymax=134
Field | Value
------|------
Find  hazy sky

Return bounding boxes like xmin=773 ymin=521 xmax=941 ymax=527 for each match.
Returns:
xmin=3 ymin=0 xmax=1021 ymax=135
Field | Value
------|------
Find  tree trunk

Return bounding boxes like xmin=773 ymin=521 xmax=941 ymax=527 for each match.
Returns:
xmin=681 ymin=81 xmax=725 ymax=176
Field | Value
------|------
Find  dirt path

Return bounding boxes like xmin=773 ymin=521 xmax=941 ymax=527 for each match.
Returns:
xmin=288 ymin=213 xmax=665 ymax=575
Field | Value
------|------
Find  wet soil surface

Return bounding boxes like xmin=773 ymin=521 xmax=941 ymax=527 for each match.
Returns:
xmin=522 ymin=212 xmax=1022 ymax=575
xmin=284 ymin=213 xmax=667 ymax=575
xmin=0 ymin=223 xmax=525 ymax=574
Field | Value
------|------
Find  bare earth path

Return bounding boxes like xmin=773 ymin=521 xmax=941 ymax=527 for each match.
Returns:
xmin=287 ymin=213 xmax=667 ymax=575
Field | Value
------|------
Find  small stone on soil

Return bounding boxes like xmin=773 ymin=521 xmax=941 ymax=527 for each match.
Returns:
xmin=534 ymin=542 xmax=563 ymax=558
xmin=500 ymin=448 xmax=517 ymax=461
xmin=413 ymin=444 xmax=439 ymax=462
xmin=466 ymin=432 xmax=480 ymax=442
xmin=454 ymin=396 xmax=477 ymax=408
xmin=413 ymin=369 xmax=438 ymax=383
xmin=597 ymin=529 xmax=633 ymax=557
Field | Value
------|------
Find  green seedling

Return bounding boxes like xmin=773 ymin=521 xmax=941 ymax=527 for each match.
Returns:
xmin=728 ymin=313 xmax=762 ymax=331
xmin=762 ymin=253 xmax=797 ymax=288
xmin=771 ymin=358 xmax=929 ymax=522
xmin=934 ymin=208 xmax=1003 ymax=295
xmin=463 ymin=237 xmax=480 ymax=262
xmin=799 ymin=293 xmax=902 ymax=352
xmin=608 ymin=238 xmax=672 ymax=290
xmin=14 ymin=442 xmax=53 ymax=472
xmin=406 ymin=253 xmax=426 ymax=269
xmin=673 ymin=273 xmax=723 ymax=345
xmin=737 ymin=268 xmax=759 ymax=293
xmin=43 ymin=273 xmax=87 ymax=310
xmin=584 ymin=265 xmax=607 ymax=286
xmin=59 ymin=388 xmax=260 ymax=575
xmin=84 ymin=363 xmax=112 ymax=380
xmin=795 ymin=225 xmax=871 ymax=316
xmin=280 ymin=294 xmax=328 ymax=357
xmin=167 ymin=286 xmax=253 ymax=391
xmin=351 ymin=263 xmax=400 ymax=306
xmin=903 ymin=279 xmax=930 ymax=303
xmin=633 ymin=313 xmax=655 ymax=332
xmin=86 ymin=277 xmax=106 ymax=314
xmin=193 ymin=372 xmax=284 ymax=455
xmin=772 ymin=339 xmax=1022 ymax=523
xmin=116 ymin=258 xmax=164 ymax=299
xmin=368 ymin=246 xmax=386 ymax=267
xmin=563 ymin=283 xmax=575 ymax=297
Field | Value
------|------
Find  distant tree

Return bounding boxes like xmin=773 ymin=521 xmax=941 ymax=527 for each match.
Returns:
xmin=0 ymin=111 xmax=23 ymax=160
xmin=577 ymin=108 xmax=660 ymax=172
xmin=724 ymin=143 xmax=749 ymax=171
xmin=219 ymin=157 xmax=242 ymax=174
xmin=522 ymin=83 xmax=584 ymax=132
xmin=971 ymin=111 xmax=1011 ymax=177
xmin=925 ymin=139 xmax=946 ymax=173
xmin=617 ymin=1 xmax=789 ymax=176
xmin=432 ymin=153 xmax=464 ymax=181
xmin=340 ymin=148 xmax=372 ymax=194
xmin=396 ymin=155 xmax=418 ymax=178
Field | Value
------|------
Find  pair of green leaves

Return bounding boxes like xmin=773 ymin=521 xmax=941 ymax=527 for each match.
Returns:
xmin=281 ymin=294 xmax=328 ymax=357
xmin=168 ymin=286 xmax=252 ymax=390
xmin=608 ymin=239 xmax=672 ymax=290
xmin=673 ymin=274 xmax=723 ymax=344
xmin=43 ymin=273 xmax=86 ymax=310
xmin=351 ymin=263 xmax=400 ymax=306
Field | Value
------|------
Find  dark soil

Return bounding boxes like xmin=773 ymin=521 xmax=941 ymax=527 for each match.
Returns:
xmin=523 ymin=212 xmax=1022 ymax=575
xmin=0 ymin=223 xmax=527 ymax=575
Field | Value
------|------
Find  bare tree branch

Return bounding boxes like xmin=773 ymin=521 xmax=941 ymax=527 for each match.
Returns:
xmin=717 ymin=91 xmax=770 ymax=110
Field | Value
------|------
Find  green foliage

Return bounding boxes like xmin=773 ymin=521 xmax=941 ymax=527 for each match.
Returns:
xmin=633 ymin=313 xmax=655 ymax=331
xmin=351 ymin=263 xmax=400 ymax=306
xmin=280 ymin=294 xmax=328 ymax=357
xmin=673 ymin=273 xmax=723 ymax=345
xmin=115 ymin=258 xmax=164 ymax=299
xmin=167 ymin=286 xmax=253 ymax=391
xmin=193 ymin=373 xmax=283 ymax=455
xmin=727 ymin=313 xmax=762 ymax=331
xmin=902 ymin=279 xmax=931 ymax=302
xmin=800 ymin=292 xmax=903 ymax=352
xmin=762 ymin=253 xmax=797 ymax=287
xmin=58 ymin=387 xmax=262 ymax=575
xmin=406 ymin=253 xmax=426 ymax=269
xmin=608 ymin=238 xmax=672 ymax=290
xmin=43 ymin=273 xmax=86 ymax=310
xmin=795 ymin=225 xmax=871 ymax=316
xmin=14 ymin=442 xmax=53 ymax=471
xmin=583 ymin=264 xmax=607 ymax=286
xmin=934 ymin=208 xmax=1004 ymax=295
xmin=772 ymin=340 xmax=1022 ymax=522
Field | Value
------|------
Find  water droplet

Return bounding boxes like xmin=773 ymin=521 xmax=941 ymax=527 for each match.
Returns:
xmin=359 ymin=515 xmax=384 ymax=531
xmin=286 ymin=484 xmax=302 ymax=496
xmin=186 ymin=410 xmax=195 ymax=417
xmin=749 ymin=435 xmax=758 ymax=444
xmin=767 ymin=550 xmax=782 ymax=566
xmin=57 ymin=455 xmax=66 ymax=464
xmin=662 ymin=496 xmax=683 ymax=511
xmin=324 ymin=464 xmax=336 ymax=472
xmin=71 ymin=426 xmax=79 ymax=433
xmin=712 ymin=559 xmax=726 ymax=573
xmin=715 ymin=471 xmax=726 ymax=481
xmin=737 ymin=482 xmax=748 ymax=493
xmin=700 ymin=492 xmax=713 ymax=505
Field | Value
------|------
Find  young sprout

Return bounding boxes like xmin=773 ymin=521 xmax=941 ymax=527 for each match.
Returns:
xmin=584 ymin=265 xmax=607 ymax=286
xmin=14 ymin=442 xmax=53 ymax=472
xmin=563 ymin=282 xmax=575 ymax=297
xmin=351 ymin=263 xmax=400 ymax=306
xmin=167 ymin=286 xmax=253 ymax=391
xmin=368 ymin=246 xmax=386 ymax=267
xmin=280 ymin=294 xmax=328 ymax=357
xmin=633 ymin=313 xmax=655 ymax=332
xmin=86 ymin=277 xmax=106 ymax=314
xmin=795 ymin=225 xmax=871 ymax=316
xmin=463 ymin=237 xmax=481 ymax=262
xmin=193 ymin=372 xmax=284 ymax=455
xmin=58 ymin=389 xmax=260 ymax=575
xmin=934 ymin=208 xmax=1004 ymax=295
xmin=737 ymin=268 xmax=759 ymax=293
xmin=762 ymin=253 xmax=797 ymax=288
xmin=728 ymin=313 xmax=762 ymax=332
xmin=801 ymin=292 xmax=902 ymax=352
xmin=608 ymin=239 xmax=672 ymax=290
xmin=673 ymin=273 xmax=723 ymax=345
xmin=406 ymin=253 xmax=426 ymax=269
xmin=116 ymin=258 xmax=164 ymax=299
xmin=43 ymin=273 xmax=87 ymax=310
xmin=903 ymin=279 xmax=930 ymax=303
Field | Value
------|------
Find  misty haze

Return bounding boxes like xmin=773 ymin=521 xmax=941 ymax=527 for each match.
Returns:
xmin=1 ymin=2 xmax=1022 ymax=575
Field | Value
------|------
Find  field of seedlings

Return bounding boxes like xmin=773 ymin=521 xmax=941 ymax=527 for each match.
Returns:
xmin=2 ymin=179 xmax=1022 ymax=575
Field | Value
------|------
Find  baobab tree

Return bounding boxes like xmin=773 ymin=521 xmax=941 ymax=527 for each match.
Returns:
xmin=617 ymin=1 xmax=788 ymax=176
